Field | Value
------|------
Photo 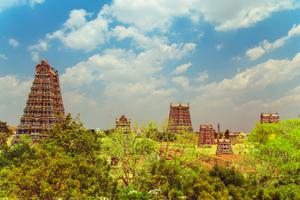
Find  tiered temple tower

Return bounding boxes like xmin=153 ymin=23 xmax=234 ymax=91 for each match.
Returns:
xmin=260 ymin=113 xmax=279 ymax=123
xmin=167 ymin=103 xmax=193 ymax=133
xmin=116 ymin=115 xmax=131 ymax=133
xmin=216 ymin=130 xmax=233 ymax=155
xmin=198 ymin=124 xmax=215 ymax=146
xmin=17 ymin=60 xmax=65 ymax=134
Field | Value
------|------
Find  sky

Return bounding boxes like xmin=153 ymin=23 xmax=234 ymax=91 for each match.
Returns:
xmin=0 ymin=0 xmax=300 ymax=132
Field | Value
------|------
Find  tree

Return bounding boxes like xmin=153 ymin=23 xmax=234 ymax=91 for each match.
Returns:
xmin=209 ymin=165 xmax=245 ymax=187
xmin=143 ymin=122 xmax=176 ymax=142
xmin=101 ymin=129 xmax=156 ymax=187
xmin=248 ymin=119 xmax=300 ymax=184
xmin=141 ymin=159 xmax=231 ymax=199
xmin=0 ymin=114 xmax=116 ymax=199
xmin=0 ymin=128 xmax=13 ymax=150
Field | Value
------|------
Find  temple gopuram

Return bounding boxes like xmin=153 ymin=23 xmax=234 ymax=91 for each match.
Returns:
xmin=16 ymin=60 xmax=65 ymax=134
xmin=216 ymin=130 xmax=233 ymax=155
xmin=116 ymin=115 xmax=131 ymax=133
xmin=167 ymin=103 xmax=193 ymax=133
xmin=260 ymin=113 xmax=279 ymax=123
xmin=198 ymin=124 xmax=215 ymax=146
xmin=0 ymin=121 xmax=9 ymax=133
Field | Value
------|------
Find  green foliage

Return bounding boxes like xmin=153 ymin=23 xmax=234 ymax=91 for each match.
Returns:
xmin=0 ymin=129 xmax=12 ymax=150
xmin=143 ymin=122 xmax=176 ymax=142
xmin=0 ymin=116 xmax=299 ymax=199
xmin=209 ymin=165 xmax=245 ymax=187
xmin=142 ymin=159 xmax=231 ymax=199
xmin=248 ymin=184 xmax=300 ymax=200
xmin=248 ymin=119 xmax=300 ymax=184
xmin=102 ymin=129 xmax=156 ymax=187
xmin=119 ymin=187 xmax=148 ymax=200
xmin=44 ymin=114 xmax=102 ymax=157
xmin=0 ymin=135 xmax=36 ymax=168
xmin=0 ymin=114 xmax=116 ymax=199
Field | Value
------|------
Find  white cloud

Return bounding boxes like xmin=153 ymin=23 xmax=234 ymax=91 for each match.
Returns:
xmin=232 ymin=56 xmax=242 ymax=61
xmin=30 ymin=51 xmax=40 ymax=63
xmin=29 ymin=39 xmax=48 ymax=51
xmin=29 ymin=8 xmax=109 ymax=52
xmin=219 ymin=53 xmax=300 ymax=90
xmin=46 ymin=9 xmax=109 ymax=51
xmin=29 ymin=0 xmax=298 ymax=57
xmin=196 ymin=71 xmax=209 ymax=82
xmin=172 ymin=62 xmax=192 ymax=75
xmin=8 ymin=0 xmax=299 ymax=132
xmin=191 ymin=52 xmax=300 ymax=131
xmin=62 ymin=38 xmax=195 ymax=87
xmin=205 ymin=0 xmax=296 ymax=31
xmin=267 ymin=86 xmax=300 ymax=108
xmin=106 ymin=0 xmax=193 ymax=32
xmin=0 ymin=0 xmax=45 ymax=12
xmin=172 ymin=76 xmax=189 ymax=88
xmin=28 ymin=40 xmax=47 ymax=61
xmin=28 ymin=0 xmax=45 ymax=7
xmin=104 ymin=0 xmax=298 ymax=32
xmin=0 ymin=54 xmax=8 ymax=60
xmin=216 ymin=43 xmax=223 ymax=50
xmin=63 ymin=9 xmax=88 ymax=30
xmin=246 ymin=46 xmax=266 ymax=60
xmin=246 ymin=24 xmax=300 ymax=60
xmin=112 ymin=26 xmax=162 ymax=50
xmin=5 ymin=50 xmax=300 ymax=131
xmin=0 ymin=76 xmax=31 ymax=125
xmin=8 ymin=38 xmax=19 ymax=48
xmin=60 ymin=29 xmax=195 ymax=128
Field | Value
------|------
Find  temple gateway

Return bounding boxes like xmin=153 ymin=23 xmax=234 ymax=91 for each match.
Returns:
xmin=167 ymin=103 xmax=193 ymax=133
xmin=17 ymin=60 xmax=65 ymax=134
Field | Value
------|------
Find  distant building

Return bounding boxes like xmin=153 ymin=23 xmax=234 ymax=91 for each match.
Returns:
xmin=260 ymin=113 xmax=279 ymax=124
xmin=228 ymin=131 xmax=244 ymax=144
xmin=17 ymin=60 xmax=65 ymax=134
xmin=216 ymin=139 xmax=233 ymax=155
xmin=116 ymin=115 xmax=131 ymax=133
xmin=198 ymin=124 xmax=215 ymax=146
xmin=216 ymin=129 xmax=233 ymax=155
xmin=0 ymin=121 xmax=9 ymax=133
xmin=167 ymin=103 xmax=193 ymax=133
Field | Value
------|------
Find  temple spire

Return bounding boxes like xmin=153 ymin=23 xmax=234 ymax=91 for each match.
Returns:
xmin=167 ymin=103 xmax=193 ymax=133
xmin=17 ymin=60 xmax=65 ymax=134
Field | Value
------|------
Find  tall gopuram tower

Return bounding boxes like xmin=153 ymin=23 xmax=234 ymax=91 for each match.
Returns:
xmin=198 ymin=124 xmax=215 ymax=146
xmin=17 ymin=60 xmax=65 ymax=134
xmin=167 ymin=103 xmax=193 ymax=133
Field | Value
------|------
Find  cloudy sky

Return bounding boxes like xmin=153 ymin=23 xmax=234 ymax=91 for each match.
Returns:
xmin=1 ymin=0 xmax=300 ymax=132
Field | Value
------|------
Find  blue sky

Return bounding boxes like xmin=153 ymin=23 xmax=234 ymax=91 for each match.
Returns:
xmin=1 ymin=0 xmax=300 ymax=132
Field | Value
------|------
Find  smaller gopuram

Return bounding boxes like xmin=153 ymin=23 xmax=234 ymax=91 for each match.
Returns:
xmin=0 ymin=121 xmax=9 ymax=133
xmin=167 ymin=103 xmax=193 ymax=133
xmin=116 ymin=115 xmax=131 ymax=133
xmin=216 ymin=130 xmax=233 ymax=155
xmin=198 ymin=124 xmax=215 ymax=146
xmin=260 ymin=113 xmax=279 ymax=124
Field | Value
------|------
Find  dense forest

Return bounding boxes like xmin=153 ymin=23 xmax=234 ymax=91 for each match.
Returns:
xmin=0 ymin=114 xmax=299 ymax=199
